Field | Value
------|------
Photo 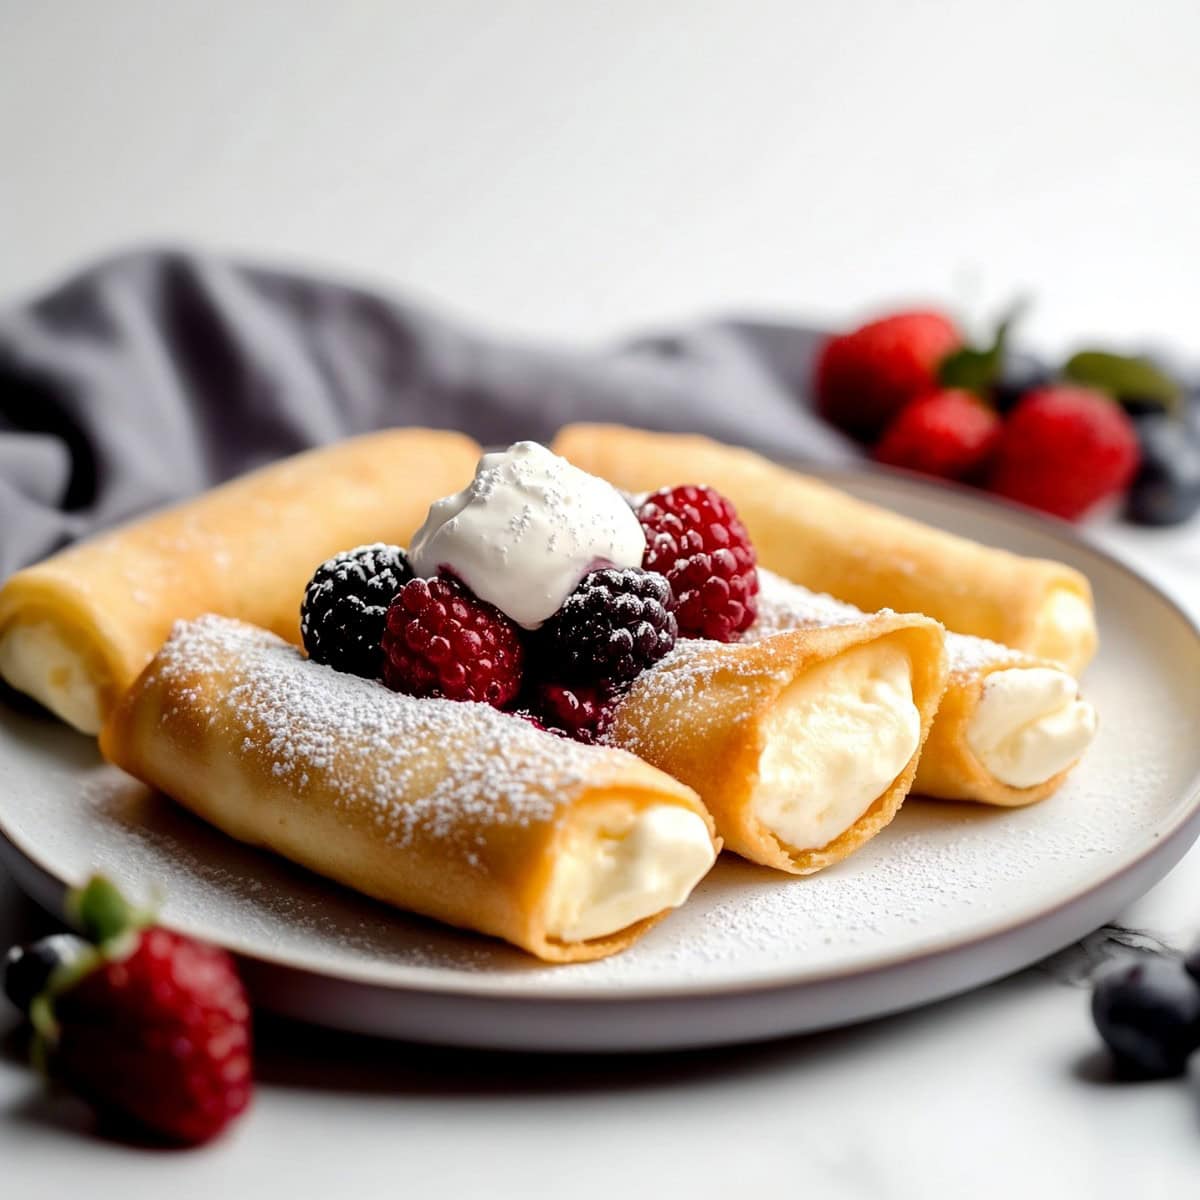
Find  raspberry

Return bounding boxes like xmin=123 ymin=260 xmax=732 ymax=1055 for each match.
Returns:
xmin=31 ymin=877 xmax=251 ymax=1146
xmin=534 ymin=568 xmax=676 ymax=685
xmin=636 ymin=485 xmax=759 ymax=642
xmin=532 ymin=682 xmax=619 ymax=744
xmin=381 ymin=576 xmax=524 ymax=707
xmin=300 ymin=544 xmax=412 ymax=679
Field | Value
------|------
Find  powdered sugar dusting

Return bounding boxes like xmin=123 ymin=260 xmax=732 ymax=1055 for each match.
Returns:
xmin=146 ymin=615 xmax=626 ymax=855
xmin=605 ymin=637 xmax=786 ymax=757
xmin=4 ymin=557 xmax=1192 ymax=997
xmin=751 ymin=569 xmax=1024 ymax=677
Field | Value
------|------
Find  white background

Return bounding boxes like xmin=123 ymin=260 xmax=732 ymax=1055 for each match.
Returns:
xmin=3 ymin=2 xmax=1200 ymax=1196
xmin=4 ymin=0 xmax=1200 ymax=356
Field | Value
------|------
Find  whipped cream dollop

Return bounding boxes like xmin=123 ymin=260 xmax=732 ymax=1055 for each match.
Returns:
xmin=409 ymin=442 xmax=646 ymax=629
xmin=542 ymin=803 xmax=716 ymax=942
xmin=966 ymin=667 xmax=1097 ymax=789
xmin=752 ymin=642 xmax=921 ymax=852
xmin=0 ymin=619 xmax=104 ymax=734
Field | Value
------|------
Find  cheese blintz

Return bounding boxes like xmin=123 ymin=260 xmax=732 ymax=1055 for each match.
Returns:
xmin=100 ymin=616 xmax=720 ymax=963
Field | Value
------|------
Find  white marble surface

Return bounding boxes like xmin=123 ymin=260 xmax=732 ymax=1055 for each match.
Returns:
xmin=3 ymin=0 xmax=1200 ymax=1194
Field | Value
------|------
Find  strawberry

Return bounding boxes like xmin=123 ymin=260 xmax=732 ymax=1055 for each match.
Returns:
xmin=874 ymin=389 xmax=1001 ymax=481
xmin=988 ymin=385 xmax=1141 ymax=519
xmin=815 ymin=310 xmax=962 ymax=441
xmin=21 ymin=877 xmax=252 ymax=1145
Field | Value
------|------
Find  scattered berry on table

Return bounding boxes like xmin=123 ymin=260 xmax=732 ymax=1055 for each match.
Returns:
xmin=815 ymin=310 xmax=963 ymax=442
xmin=986 ymin=386 xmax=1140 ymax=520
xmin=1126 ymin=412 xmax=1200 ymax=527
xmin=1091 ymin=956 xmax=1200 ymax=1079
xmin=381 ymin=575 xmax=524 ymax=707
xmin=2 ymin=934 xmax=89 ymax=1015
xmin=531 ymin=681 xmax=620 ymax=744
xmin=16 ymin=876 xmax=252 ymax=1145
xmin=636 ymin=485 xmax=758 ymax=642
xmin=1184 ymin=940 xmax=1200 ymax=986
xmin=533 ymin=568 xmax=676 ymax=685
xmin=873 ymin=389 xmax=1001 ymax=482
xmin=300 ymin=543 xmax=412 ymax=679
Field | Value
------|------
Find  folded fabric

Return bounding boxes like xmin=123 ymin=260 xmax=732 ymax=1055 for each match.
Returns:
xmin=0 ymin=249 xmax=853 ymax=578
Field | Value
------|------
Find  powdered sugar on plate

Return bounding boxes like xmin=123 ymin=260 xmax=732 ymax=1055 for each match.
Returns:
xmin=141 ymin=615 xmax=634 ymax=854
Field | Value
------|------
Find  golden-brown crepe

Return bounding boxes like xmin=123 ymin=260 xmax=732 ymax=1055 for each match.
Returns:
xmin=607 ymin=611 xmax=947 ymax=874
xmin=750 ymin=570 xmax=1097 ymax=807
xmin=100 ymin=616 xmax=720 ymax=963
xmin=0 ymin=429 xmax=481 ymax=734
xmin=551 ymin=424 xmax=1097 ymax=673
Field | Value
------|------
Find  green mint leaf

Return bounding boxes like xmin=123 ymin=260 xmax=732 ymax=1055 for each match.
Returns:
xmin=1063 ymin=350 xmax=1181 ymax=411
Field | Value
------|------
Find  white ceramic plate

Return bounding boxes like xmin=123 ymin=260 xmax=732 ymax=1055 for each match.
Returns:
xmin=2 ymin=470 xmax=1199 ymax=1052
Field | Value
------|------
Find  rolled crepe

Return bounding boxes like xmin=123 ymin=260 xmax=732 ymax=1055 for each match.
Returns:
xmin=751 ymin=570 xmax=1097 ymax=807
xmin=606 ymin=610 xmax=948 ymax=874
xmin=551 ymin=424 xmax=1097 ymax=673
xmin=0 ymin=429 xmax=482 ymax=735
xmin=100 ymin=616 xmax=719 ymax=963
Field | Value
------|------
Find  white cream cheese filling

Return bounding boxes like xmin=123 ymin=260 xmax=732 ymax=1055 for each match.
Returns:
xmin=752 ymin=642 xmax=921 ymax=852
xmin=542 ymin=803 xmax=715 ymax=942
xmin=966 ymin=667 xmax=1097 ymax=789
xmin=0 ymin=619 xmax=104 ymax=734
xmin=1034 ymin=588 xmax=1096 ymax=671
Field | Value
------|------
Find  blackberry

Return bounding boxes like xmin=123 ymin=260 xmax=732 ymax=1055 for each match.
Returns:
xmin=535 ymin=568 xmax=676 ymax=685
xmin=300 ymin=544 xmax=412 ymax=679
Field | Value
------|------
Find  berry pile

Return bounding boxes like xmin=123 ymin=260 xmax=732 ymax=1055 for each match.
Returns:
xmin=2 ymin=876 xmax=252 ymax=1146
xmin=295 ymin=451 xmax=760 ymax=743
xmin=815 ymin=306 xmax=1200 ymax=526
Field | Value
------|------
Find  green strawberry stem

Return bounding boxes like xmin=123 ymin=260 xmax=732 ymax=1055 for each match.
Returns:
xmin=29 ymin=876 xmax=155 ymax=1059
xmin=68 ymin=875 xmax=140 ymax=945
xmin=937 ymin=301 xmax=1027 ymax=398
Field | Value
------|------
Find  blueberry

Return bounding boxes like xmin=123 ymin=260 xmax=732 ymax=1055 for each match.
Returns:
xmin=2 ymin=934 xmax=89 ymax=1014
xmin=991 ymin=350 xmax=1054 ymax=412
xmin=1091 ymin=956 xmax=1200 ymax=1078
xmin=1125 ymin=413 xmax=1200 ymax=526
xmin=1185 ymin=940 xmax=1200 ymax=985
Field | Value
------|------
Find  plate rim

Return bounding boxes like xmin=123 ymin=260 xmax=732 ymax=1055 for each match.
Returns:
xmin=2 ymin=467 xmax=1199 ymax=1007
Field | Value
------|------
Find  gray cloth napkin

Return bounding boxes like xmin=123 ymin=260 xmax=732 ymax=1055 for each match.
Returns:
xmin=0 ymin=247 xmax=856 ymax=576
